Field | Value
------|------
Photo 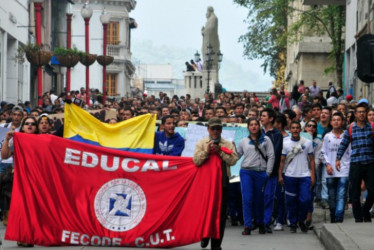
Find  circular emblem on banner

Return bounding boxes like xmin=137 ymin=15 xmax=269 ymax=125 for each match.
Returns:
xmin=94 ymin=178 xmax=147 ymax=232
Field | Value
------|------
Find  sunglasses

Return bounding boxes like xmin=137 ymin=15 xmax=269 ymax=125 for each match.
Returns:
xmin=210 ymin=126 xmax=222 ymax=131
xmin=307 ymin=124 xmax=316 ymax=128
xmin=24 ymin=122 xmax=36 ymax=126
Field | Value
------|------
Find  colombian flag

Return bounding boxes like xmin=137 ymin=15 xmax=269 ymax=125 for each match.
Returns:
xmin=63 ymin=104 xmax=156 ymax=154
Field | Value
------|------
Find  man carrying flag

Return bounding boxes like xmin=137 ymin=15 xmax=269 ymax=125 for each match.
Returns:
xmin=193 ymin=117 xmax=238 ymax=250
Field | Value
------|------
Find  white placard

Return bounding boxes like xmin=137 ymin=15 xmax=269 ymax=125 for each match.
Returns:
xmin=182 ymin=124 xmax=235 ymax=157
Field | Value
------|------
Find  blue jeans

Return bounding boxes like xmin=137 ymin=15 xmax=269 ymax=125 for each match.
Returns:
xmin=326 ymin=177 xmax=349 ymax=222
xmin=240 ymin=169 xmax=267 ymax=227
xmin=284 ymin=176 xmax=311 ymax=225
xmin=264 ymin=176 xmax=277 ymax=226
xmin=316 ymin=163 xmax=328 ymax=200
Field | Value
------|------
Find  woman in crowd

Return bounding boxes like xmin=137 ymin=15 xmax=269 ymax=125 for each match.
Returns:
xmin=267 ymin=88 xmax=280 ymax=110
xmin=37 ymin=115 xmax=53 ymax=134
xmin=1 ymin=116 xmax=39 ymax=247
xmin=367 ymin=108 xmax=374 ymax=123
xmin=346 ymin=110 xmax=355 ymax=125
xmin=304 ymin=119 xmax=323 ymax=229
xmin=236 ymin=118 xmax=275 ymax=235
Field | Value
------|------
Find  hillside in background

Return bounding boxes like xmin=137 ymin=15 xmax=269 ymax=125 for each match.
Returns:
xmin=131 ymin=40 xmax=272 ymax=92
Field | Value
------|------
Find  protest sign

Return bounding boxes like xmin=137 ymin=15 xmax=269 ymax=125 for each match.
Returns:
xmin=181 ymin=124 xmax=235 ymax=157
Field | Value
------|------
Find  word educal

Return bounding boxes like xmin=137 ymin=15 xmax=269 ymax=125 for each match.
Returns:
xmin=64 ymin=148 xmax=178 ymax=172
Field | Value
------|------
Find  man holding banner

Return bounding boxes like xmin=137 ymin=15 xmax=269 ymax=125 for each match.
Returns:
xmin=193 ymin=117 xmax=238 ymax=250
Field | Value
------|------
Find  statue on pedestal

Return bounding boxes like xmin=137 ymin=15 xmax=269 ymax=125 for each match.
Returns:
xmin=201 ymin=6 xmax=220 ymax=71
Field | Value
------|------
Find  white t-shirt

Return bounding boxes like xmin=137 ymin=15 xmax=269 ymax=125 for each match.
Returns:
xmin=282 ymin=137 xmax=313 ymax=177
xmin=322 ymin=131 xmax=351 ymax=178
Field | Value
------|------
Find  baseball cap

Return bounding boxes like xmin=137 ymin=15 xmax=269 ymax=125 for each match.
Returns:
xmin=345 ymin=94 xmax=353 ymax=101
xmin=208 ymin=117 xmax=222 ymax=127
xmin=12 ymin=105 xmax=24 ymax=113
xmin=358 ymin=98 xmax=369 ymax=105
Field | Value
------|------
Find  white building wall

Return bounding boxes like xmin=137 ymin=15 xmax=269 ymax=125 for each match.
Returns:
xmin=346 ymin=0 xmax=374 ymax=102
xmin=344 ymin=0 xmax=358 ymax=97
xmin=0 ymin=0 xmax=30 ymax=103
xmin=136 ymin=64 xmax=185 ymax=97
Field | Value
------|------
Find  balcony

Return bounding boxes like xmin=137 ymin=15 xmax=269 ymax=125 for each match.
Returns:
xmin=302 ymin=0 xmax=345 ymax=5
xmin=107 ymin=44 xmax=125 ymax=58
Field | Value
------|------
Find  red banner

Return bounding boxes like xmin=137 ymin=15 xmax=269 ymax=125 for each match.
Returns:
xmin=5 ymin=133 xmax=222 ymax=247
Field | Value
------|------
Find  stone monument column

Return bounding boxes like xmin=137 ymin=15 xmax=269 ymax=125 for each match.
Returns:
xmin=201 ymin=6 xmax=220 ymax=94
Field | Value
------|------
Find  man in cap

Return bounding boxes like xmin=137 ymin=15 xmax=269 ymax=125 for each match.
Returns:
xmin=193 ymin=118 xmax=238 ymax=250
xmin=0 ymin=106 xmax=24 ymax=169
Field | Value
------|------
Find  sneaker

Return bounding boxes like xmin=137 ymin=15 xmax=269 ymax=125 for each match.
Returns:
xmin=265 ymin=225 xmax=272 ymax=234
xmin=290 ymin=224 xmax=297 ymax=233
xmin=258 ymin=223 xmax=266 ymax=234
xmin=200 ymin=238 xmax=209 ymax=248
xmin=242 ymin=226 xmax=251 ymax=235
xmin=298 ymin=221 xmax=308 ymax=233
xmin=273 ymin=223 xmax=284 ymax=231
xmin=363 ymin=209 xmax=372 ymax=222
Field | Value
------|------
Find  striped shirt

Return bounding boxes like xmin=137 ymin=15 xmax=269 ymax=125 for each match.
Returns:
xmin=336 ymin=122 xmax=374 ymax=164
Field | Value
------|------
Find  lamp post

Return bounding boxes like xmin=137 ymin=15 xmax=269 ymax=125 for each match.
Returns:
xmin=100 ymin=9 xmax=110 ymax=105
xmin=203 ymin=45 xmax=223 ymax=94
xmin=32 ymin=0 xmax=43 ymax=106
xmin=81 ymin=2 xmax=93 ymax=106
xmin=66 ymin=3 xmax=72 ymax=94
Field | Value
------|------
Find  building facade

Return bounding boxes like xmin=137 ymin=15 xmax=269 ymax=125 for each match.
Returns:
xmin=0 ymin=0 xmax=31 ymax=104
xmin=285 ymin=0 xmax=337 ymax=92
xmin=134 ymin=64 xmax=185 ymax=98
xmin=345 ymin=0 xmax=374 ymax=102
xmin=70 ymin=0 xmax=136 ymax=99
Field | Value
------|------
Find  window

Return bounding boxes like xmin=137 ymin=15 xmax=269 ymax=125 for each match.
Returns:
xmin=107 ymin=22 xmax=120 ymax=45
xmin=106 ymin=74 xmax=118 ymax=96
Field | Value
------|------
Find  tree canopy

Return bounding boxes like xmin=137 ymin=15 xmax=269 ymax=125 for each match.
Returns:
xmin=234 ymin=0 xmax=345 ymax=88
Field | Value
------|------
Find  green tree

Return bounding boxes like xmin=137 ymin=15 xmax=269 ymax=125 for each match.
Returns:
xmin=234 ymin=0 xmax=345 ymax=88
xmin=234 ymin=0 xmax=288 ymax=84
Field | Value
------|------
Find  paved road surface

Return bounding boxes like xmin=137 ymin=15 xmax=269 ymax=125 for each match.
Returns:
xmin=0 ymin=224 xmax=325 ymax=249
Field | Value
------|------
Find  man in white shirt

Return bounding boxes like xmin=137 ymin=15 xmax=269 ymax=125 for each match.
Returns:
xmin=279 ymin=121 xmax=315 ymax=233
xmin=322 ymin=112 xmax=351 ymax=223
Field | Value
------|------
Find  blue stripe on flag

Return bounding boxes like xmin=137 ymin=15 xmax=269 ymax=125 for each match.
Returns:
xmin=68 ymin=135 xmax=153 ymax=154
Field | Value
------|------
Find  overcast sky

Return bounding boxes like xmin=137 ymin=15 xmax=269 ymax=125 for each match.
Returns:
xmin=130 ymin=0 xmax=273 ymax=91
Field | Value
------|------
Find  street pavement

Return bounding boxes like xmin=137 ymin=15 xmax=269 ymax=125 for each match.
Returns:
xmin=3 ymin=205 xmax=374 ymax=249
xmin=0 ymin=222 xmax=324 ymax=250
xmin=317 ymin=217 xmax=374 ymax=250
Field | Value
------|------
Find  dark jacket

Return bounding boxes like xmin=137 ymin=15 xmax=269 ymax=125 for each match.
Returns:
xmin=153 ymin=131 xmax=185 ymax=156
xmin=264 ymin=128 xmax=283 ymax=177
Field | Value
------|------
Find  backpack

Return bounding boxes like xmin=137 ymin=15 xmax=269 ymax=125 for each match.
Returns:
xmin=348 ymin=122 xmax=374 ymax=142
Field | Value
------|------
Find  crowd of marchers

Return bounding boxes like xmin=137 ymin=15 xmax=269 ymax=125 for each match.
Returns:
xmin=1 ymin=79 xmax=374 ymax=250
